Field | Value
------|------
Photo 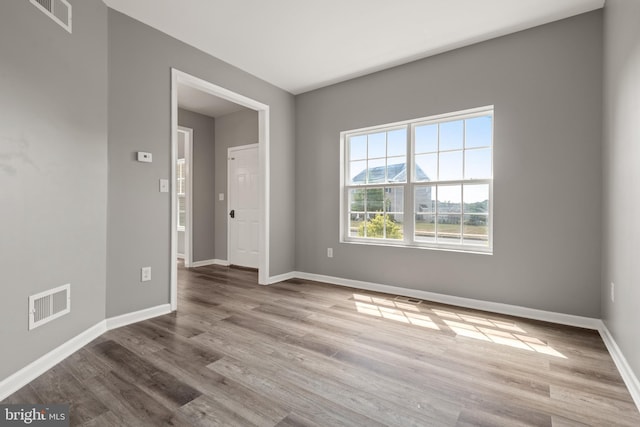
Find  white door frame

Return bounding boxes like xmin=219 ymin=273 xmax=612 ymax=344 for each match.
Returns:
xmin=227 ymin=143 xmax=259 ymax=268
xmin=170 ymin=69 xmax=271 ymax=311
xmin=177 ymin=126 xmax=193 ymax=267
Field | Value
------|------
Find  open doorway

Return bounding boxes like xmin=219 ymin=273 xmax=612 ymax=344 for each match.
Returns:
xmin=176 ymin=126 xmax=193 ymax=266
xmin=170 ymin=69 xmax=271 ymax=311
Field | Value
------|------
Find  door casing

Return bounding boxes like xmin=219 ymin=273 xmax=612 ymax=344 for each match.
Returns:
xmin=170 ymin=69 xmax=271 ymax=311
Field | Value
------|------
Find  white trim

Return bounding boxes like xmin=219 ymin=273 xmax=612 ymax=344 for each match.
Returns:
xmin=0 ymin=321 xmax=105 ymax=401
xmin=105 ymin=304 xmax=171 ymax=330
xmin=598 ymin=323 xmax=640 ymax=410
xmin=170 ymin=69 xmax=271 ymax=312
xmin=290 ymin=271 xmax=601 ymax=330
xmin=190 ymin=259 xmax=230 ymax=268
xmin=170 ymin=71 xmax=179 ymax=311
xmin=0 ymin=304 xmax=171 ymax=401
xmin=177 ymin=126 xmax=193 ymax=268
xmin=258 ymin=108 xmax=270 ymax=285
xmin=267 ymin=271 xmax=298 ymax=284
xmin=2 ymin=289 xmax=639 ymax=415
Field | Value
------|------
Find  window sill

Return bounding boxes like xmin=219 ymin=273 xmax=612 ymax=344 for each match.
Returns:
xmin=341 ymin=238 xmax=493 ymax=255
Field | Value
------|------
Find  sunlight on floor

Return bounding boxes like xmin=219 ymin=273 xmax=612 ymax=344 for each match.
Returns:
xmin=353 ymin=294 xmax=440 ymax=330
xmin=352 ymin=294 xmax=566 ymax=359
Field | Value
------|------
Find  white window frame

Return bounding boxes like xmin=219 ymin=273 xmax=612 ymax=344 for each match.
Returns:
xmin=340 ymin=105 xmax=494 ymax=254
xmin=176 ymin=158 xmax=186 ymax=232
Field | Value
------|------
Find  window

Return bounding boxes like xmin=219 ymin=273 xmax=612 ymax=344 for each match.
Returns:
xmin=342 ymin=106 xmax=493 ymax=253
xmin=176 ymin=158 xmax=186 ymax=231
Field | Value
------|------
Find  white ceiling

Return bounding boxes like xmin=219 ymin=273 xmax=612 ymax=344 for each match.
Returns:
xmin=177 ymin=83 xmax=247 ymax=117
xmin=104 ymin=0 xmax=604 ymax=95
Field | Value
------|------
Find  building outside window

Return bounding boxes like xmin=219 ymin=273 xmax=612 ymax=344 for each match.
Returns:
xmin=341 ymin=106 xmax=493 ymax=253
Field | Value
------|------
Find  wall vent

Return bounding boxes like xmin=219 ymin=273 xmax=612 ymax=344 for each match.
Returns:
xmin=30 ymin=0 xmax=72 ymax=33
xmin=394 ymin=295 xmax=422 ymax=304
xmin=28 ymin=284 xmax=71 ymax=330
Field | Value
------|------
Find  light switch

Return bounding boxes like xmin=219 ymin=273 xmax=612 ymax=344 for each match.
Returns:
xmin=159 ymin=179 xmax=169 ymax=192
xmin=219 ymin=193 xmax=225 ymax=201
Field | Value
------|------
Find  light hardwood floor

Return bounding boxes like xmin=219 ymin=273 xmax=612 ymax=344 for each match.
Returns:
xmin=3 ymin=263 xmax=639 ymax=426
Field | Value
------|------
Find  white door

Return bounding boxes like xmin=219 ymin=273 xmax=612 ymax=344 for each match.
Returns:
xmin=228 ymin=144 xmax=259 ymax=268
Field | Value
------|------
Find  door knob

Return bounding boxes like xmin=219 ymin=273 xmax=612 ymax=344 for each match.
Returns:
xmin=229 ymin=209 xmax=235 ymax=218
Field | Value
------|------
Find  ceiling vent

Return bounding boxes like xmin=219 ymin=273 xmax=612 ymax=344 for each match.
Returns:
xmin=28 ymin=284 xmax=71 ymax=330
xmin=30 ymin=0 xmax=72 ymax=33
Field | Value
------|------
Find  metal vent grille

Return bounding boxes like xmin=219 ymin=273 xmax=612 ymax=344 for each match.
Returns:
xmin=29 ymin=284 xmax=71 ymax=330
xmin=30 ymin=0 xmax=72 ymax=33
xmin=394 ymin=295 xmax=422 ymax=304
xmin=34 ymin=0 xmax=52 ymax=10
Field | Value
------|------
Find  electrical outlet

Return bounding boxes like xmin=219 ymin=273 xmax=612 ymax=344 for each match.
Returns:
xmin=141 ymin=267 xmax=151 ymax=282
xmin=611 ymin=282 xmax=615 ymax=302
xmin=327 ymin=248 xmax=333 ymax=258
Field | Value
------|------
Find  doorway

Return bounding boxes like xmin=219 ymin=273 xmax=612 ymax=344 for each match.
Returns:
xmin=176 ymin=126 xmax=193 ymax=267
xmin=170 ymin=69 xmax=271 ymax=311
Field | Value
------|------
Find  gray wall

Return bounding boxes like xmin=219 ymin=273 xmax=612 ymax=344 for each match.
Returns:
xmin=107 ymin=9 xmax=296 ymax=317
xmin=178 ymin=108 xmax=216 ymax=263
xmin=214 ymin=109 xmax=259 ymax=261
xmin=602 ymin=0 xmax=640 ymax=380
xmin=295 ymin=11 xmax=603 ymax=317
xmin=0 ymin=0 xmax=108 ymax=381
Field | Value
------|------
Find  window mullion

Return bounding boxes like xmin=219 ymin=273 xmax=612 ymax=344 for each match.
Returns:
xmin=406 ymin=124 xmax=414 ymax=245
xmin=342 ymin=106 xmax=493 ymax=252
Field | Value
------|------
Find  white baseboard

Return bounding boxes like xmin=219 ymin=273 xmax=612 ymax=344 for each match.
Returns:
xmin=598 ymin=323 xmax=640 ymax=411
xmin=267 ymin=271 xmax=298 ymax=284
xmin=0 ymin=321 xmax=106 ymax=401
xmin=190 ymin=259 xmax=229 ymax=267
xmin=3 ymin=273 xmax=638 ymax=414
xmin=0 ymin=304 xmax=172 ymax=402
xmin=105 ymin=304 xmax=172 ymax=330
xmin=288 ymin=271 xmax=639 ymax=412
xmin=292 ymin=271 xmax=601 ymax=330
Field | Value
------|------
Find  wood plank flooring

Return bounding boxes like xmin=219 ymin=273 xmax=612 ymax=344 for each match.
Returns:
xmin=3 ymin=263 xmax=639 ymax=426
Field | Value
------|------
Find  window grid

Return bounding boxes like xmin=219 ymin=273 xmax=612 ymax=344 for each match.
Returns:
xmin=177 ymin=158 xmax=186 ymax=231
xmin=343 ymin=106 xmax=493 ymax=253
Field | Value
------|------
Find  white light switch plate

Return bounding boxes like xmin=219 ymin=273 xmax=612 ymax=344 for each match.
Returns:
xmin=219 ymin=193 xmax=225 ymax=201
xmin=159 ymin=179 xmax=169 ymax=193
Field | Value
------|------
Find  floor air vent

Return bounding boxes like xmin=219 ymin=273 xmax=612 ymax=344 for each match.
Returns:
xmin=394 ymin=295 xmax=422 ymax=304
xmin=30 ymin=0 xmax=72 ymax=33
xmin=29 ymin=284 xmax=70 ymax=330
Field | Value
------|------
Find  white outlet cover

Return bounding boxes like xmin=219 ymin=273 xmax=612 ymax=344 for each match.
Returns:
xmin=159 ymin=179 xmax=169 ymax=193
xmin=141 ymin=267 xmax=151 ymax=282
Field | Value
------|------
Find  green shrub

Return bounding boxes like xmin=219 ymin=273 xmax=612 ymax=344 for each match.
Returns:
xmin=359 ymin=214 xmax=402 ymax=239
